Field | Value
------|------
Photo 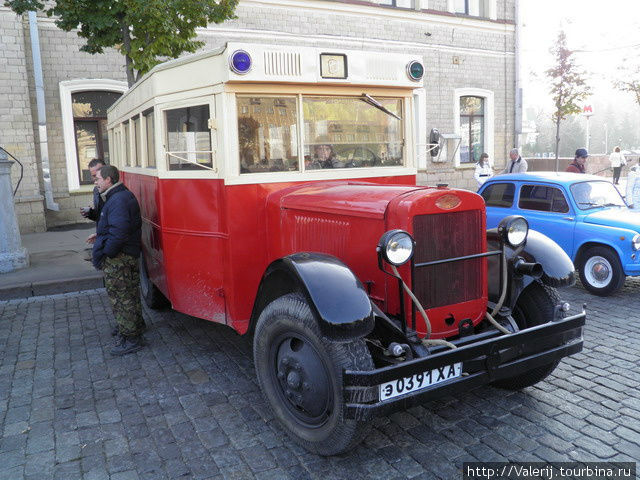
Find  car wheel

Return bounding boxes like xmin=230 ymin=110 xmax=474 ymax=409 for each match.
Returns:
xmin=578 ymin=246 xmax=625 ymax=296
xmin=253 ymin=293 xmax=373 ymax=455
xmin=139 ymin=254 xmax=169 ymax=309
xmin=493 ymin=280 xmax=562 ymax=390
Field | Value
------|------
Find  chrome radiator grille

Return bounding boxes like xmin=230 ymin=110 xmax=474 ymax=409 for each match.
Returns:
xmin=412 ymin=210 xmax=484 ymax=309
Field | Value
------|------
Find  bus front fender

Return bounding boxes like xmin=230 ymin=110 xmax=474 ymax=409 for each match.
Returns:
xmin=251 ymin=253 xmax=375 ymax=341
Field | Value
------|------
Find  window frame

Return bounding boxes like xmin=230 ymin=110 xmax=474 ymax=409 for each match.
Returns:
xmin=163 ymin=102 xmax=215 ymax=171
xmin=376 ymin=0 xmax=415 ymax=9
xmin=447 ymin=0 xmax=496 ymax=19
xmin=459 ymin=96 xmax=485 ymax=165
xmin=453 ymin=88 xmax=494 ymax=169
xmin=518 ymin=184 xmax=571 ymax=214
xmin=59 ymin=79 xmax=127 ymax=191
xmin=143 ymin=108 xmax=156 ymax=169
xmin=480 ymin=182 xmax=515 ymax=208
xmin=225 ymin=88 xmax=414 ymax=185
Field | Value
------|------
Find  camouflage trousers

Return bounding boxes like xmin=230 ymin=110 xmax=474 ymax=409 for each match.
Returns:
xmin=103 ymin=253 xmax=146 ymax=337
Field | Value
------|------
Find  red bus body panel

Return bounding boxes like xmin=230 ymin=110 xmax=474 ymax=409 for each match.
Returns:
xmin=123 ymin=172 xmax=436 ymax=334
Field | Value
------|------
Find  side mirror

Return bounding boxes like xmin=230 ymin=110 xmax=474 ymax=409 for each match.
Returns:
xmin=429 ymin=128 xmax=440 ymax=157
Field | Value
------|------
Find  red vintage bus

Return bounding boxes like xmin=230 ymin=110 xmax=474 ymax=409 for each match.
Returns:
xmin=107 ymin=43 xmax=585 ymax=455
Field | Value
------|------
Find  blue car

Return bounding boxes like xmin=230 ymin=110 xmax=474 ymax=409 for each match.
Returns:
xmin=478 ymin=172 xmax=640 ymax=296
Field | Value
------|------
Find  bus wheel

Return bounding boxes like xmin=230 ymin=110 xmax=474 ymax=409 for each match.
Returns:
xmin=253 ymin=293 xmax=373 ymax=455
xmin=139 ymin=254 xmax=169 ymax=309
xmin=492 ymin=281 xmax=562 ymax=390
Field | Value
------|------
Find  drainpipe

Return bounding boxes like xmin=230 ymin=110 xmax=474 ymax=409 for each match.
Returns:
xmin=28 ymin=11 xmax=59 ymax=211
xmin=514 ymin=0 xmax=522 ymax=149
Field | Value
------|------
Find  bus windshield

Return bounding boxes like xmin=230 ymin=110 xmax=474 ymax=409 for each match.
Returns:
xmin=237 ymin=95 xmax=403 ymax=174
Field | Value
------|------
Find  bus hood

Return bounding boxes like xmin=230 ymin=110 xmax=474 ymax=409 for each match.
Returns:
xmin=276 ymin=182 xmax=426 ymax=219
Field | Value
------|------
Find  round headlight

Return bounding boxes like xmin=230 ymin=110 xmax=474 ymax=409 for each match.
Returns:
xmin=378 ymin=230 xmax=414 ymax=266
xmin=229 ymin=50 xmax=252 ymax=75
xmin=632 ymin=234 xmax=640 ymax=251
xmin=498 ymin=215 xmax=529 ymax=248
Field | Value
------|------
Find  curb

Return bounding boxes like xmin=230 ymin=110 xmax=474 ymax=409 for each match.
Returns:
xmin=0 ymin=274 xmax=104 ymax=301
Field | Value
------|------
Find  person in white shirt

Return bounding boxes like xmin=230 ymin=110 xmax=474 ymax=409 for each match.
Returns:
xmin=474 ymin=152 xmax=493 ymax=187
xmin=609 ymin=146 xmax=626 ymax=185
xmin=626 ymin=158 xmax=640 ymax=209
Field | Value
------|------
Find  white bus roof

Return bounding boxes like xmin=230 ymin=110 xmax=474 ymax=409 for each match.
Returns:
xmin=109 ymin=42 xmax=424 ymax=119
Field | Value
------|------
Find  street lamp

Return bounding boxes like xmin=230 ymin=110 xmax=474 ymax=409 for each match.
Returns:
xmin=582 ymin=105 xmax=593 ymax=152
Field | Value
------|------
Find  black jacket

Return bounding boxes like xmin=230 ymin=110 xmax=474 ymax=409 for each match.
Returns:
xmin=87 ymin=186 xmax=105 ymax=222
xmin=92 ymin=183 xmax=142 ymax=269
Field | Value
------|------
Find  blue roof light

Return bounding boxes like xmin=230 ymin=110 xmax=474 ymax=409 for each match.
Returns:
xmin=230 ymin=50 xmax=252 ymax=75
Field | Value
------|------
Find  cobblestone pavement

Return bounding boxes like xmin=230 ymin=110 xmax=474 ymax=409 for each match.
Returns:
xmin=1 ymin=279 xmax=639 ymax=480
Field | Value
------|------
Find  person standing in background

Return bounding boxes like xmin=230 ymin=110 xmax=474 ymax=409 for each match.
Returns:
xmin=566 ymin=148 xmax=588 ymax=174
xmin=609 ymin=146 xmax=626 ymax=185
xmin=81 ymin=158 xmax=106 ymax=243
xmin=474 ymin=153 xmax=493 ymax=187
xmin=500 ymin=148 xmax=528 ymax=174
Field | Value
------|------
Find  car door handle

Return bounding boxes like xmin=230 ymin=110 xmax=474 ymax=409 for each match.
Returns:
xmin=563 ymin=216 xmax=575 ymax=221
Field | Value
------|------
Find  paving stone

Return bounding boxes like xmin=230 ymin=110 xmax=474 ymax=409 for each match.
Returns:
xmin=2 ymin=282 xmax=640 ymax=479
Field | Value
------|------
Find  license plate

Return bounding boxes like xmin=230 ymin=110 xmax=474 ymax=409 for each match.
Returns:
xmin=379 ymin=363 xmax=463 ymax=401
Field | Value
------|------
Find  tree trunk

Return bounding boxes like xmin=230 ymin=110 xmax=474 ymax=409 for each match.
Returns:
xmin=120 ymin=24 xmax=135 ymax=87
xmin=554 ymin=118 xmax=561 ymax=172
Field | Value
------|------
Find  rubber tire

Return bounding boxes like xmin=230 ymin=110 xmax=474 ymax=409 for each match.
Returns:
xmin=139 ymin=254 xmax=169 ymax=309
xmin=492 ymin=281 xmax=562 ymax=390
xmin=578 ymin=246 xmax=625 ymax=297
xmin=253 ymin=293 xmax=373 ymax=456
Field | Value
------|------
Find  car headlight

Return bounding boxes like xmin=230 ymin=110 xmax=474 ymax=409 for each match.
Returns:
xmin=378 ymin=230 xmax=414 ymax=266
xmin=498 ymin=215 xmax=529 ymax=248
xmin=633 ymin=234 xmax=640 ymax=251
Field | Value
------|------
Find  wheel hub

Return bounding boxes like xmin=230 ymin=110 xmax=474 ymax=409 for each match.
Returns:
xmin=275 ymin=338 xmax=331 ymax=422
xmin=592 ymin=262 xmax=610 ymax=282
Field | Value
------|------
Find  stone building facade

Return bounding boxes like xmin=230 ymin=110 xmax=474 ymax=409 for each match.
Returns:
xmin=0 ymin=0 xmax=517 ymax=233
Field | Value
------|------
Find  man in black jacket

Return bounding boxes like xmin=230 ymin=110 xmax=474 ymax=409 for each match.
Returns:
xmin=92 ymin=165 xmax=147 ymax=356
xmin=81 ymin=158 xmax=105 ymax=244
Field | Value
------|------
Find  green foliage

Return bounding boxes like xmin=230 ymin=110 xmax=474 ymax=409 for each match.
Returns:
xmin=5 ymin=0 xmax=238 ymax=85
xmin=545 ymin=30 xmax=591 ymax=164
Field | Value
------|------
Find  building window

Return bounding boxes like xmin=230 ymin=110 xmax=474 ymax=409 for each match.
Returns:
xmin=71 ymin=90 xmax=122 ymax=184
xmin=454 ymin=88 xmax=494 ymax=168
xmin=60 ymin=80 xmax=128 ymax=190
xmin=454 ymin=0 xmax=485 ymax=16
xmin=459 ymin=96 xmax=484 ymax=164
xmin=377 ymin=0 xmax=414 ymax=7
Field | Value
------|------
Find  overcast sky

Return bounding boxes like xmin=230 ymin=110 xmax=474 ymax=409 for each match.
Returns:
xmin=520 ymin=0 xmax=640 ymax=113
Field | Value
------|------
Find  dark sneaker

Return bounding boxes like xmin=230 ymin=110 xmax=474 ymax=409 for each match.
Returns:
xmin=111 ymin=326 xmax=119 ymax=337
xmin=110 ymin=335 xmax=145 ymax=356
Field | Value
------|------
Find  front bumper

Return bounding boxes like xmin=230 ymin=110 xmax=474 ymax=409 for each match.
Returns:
xmin=343 ymin=311 xmax=585 ymax=420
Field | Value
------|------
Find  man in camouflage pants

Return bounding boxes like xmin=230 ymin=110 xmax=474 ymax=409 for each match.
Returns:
xmin=92 ymin=165 xmax=146 ymax=355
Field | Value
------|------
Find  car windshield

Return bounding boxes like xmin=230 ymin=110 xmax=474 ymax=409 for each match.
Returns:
xmin=570 ymin=181 xmax=626 ymax=210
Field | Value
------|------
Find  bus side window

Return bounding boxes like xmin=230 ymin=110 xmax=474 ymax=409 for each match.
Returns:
xmin=237 ymin=96 xmax=299 ymax=174
xmin=143 ymin=108 xmax=156 ymax=168
xmin=123 ymin=120 xmax=130 ymax=166
xmin=165 ymin=105 xmax=213 ymax=170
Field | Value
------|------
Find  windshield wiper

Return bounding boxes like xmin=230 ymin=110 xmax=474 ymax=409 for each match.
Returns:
xmin=360 ymin=93 xmax=401 ymax=120
xmin=577 ymin=202 xmax=601 ymax=209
